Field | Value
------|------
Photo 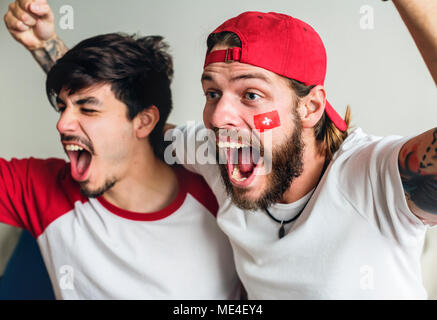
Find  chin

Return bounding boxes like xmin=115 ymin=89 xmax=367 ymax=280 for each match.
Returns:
xmin=233 ymin=175 xmax=268 ymax=198
xmin=219 ymin=164 xmax=272 ymax=211
xmin=79 ymin=178 xmax=117 ymax=198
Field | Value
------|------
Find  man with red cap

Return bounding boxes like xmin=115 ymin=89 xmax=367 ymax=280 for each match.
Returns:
xmin=184 ymin=1 xmax=437 ymax=299
xmin=5 ymin=0 xmax=437 ymax=299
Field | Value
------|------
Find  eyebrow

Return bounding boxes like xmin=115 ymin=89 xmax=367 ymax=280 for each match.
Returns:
xmin=201 ymin=73 xmax=213 ymax=82
xmin=230 ymin=73 xmax=271 ymax=84
xmin=55 ymin=96 xmax=101 ymax=107
xmin=201 ymin=72 xmax=271 ymax=84
xmin=74 ymin=97 xmax=101 ymax=106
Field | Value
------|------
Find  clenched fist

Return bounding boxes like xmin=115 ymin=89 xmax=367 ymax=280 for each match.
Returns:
xmin=4 ymin=0 xmax=55 ymax=50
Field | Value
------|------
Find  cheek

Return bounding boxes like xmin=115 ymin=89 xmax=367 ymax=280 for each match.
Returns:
xmin=252 ymin=110 xmax=281 ymax=133
xmin=269 ymin=112 xmax=295 ymax=147
xmin=92 ymin=118 xmax=134 ymax=157
xmin=110 ymin=122 xmax=135 ymax=152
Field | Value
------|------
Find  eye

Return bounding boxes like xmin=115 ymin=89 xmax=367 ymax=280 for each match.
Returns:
xmin=81 ymin=108 xmax=97 ymax=114
xmin=205 ymin=90 xmax=221 ymax=101
xmin=56 ymin=105 xmax=66 ymax=113
xmin=245 ymin=92 xmax=261 ymax=101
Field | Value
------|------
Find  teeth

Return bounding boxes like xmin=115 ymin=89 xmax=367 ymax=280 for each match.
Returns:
xmin=217 ymin=141 xmax=249 ymax=149
xmin=65 ymin=144 xmax=84 ymax=152
xmin=231 ymin=166 xmax=247 ymax=182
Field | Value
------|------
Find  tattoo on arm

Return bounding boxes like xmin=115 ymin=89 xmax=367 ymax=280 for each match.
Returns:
xmin=30 ymin=36 xmax=68 ymax=74
xmin=399 ymin=128 xmax=437 ymax=215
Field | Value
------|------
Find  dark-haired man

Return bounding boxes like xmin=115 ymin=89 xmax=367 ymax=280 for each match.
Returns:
xmin=3 ymin=0 xmax=239 ymax=299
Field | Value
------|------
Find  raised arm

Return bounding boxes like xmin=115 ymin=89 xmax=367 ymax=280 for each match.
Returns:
xmin=4 ymin=0 xmax=67 ymax=73
xmin=392 ymin=0 xmax=437 ymax=85
xmin=392 ymin=1 xmax=437 ymax=224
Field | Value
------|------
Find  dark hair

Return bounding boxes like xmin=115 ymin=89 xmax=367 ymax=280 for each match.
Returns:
xmin=207 ymin=31 xmax=351 ymax=162
xmin=46 ymin=33 xmax=174 ymax=159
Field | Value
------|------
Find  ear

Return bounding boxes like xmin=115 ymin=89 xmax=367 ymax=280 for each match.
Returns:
xmin=133 ymin=105 xmax=160 ymax=139
xmin=296 ymin=85 xmax=326 ymax=129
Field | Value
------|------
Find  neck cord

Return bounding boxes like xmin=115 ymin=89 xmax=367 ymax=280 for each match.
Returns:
xmin=264 ymin=204 xmax=307 ymax=239
xmin=264 ymin=161 xmax=328 ymax=239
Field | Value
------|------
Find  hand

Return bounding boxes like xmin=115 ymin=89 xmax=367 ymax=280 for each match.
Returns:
xmin=4 ymin=0 xmax=55 ymax=51
xmin=164 ymin=123 xmax=176 ymax=133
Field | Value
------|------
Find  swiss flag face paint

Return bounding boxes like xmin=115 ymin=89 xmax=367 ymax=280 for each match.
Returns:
xmin=253 ymin=110 xmax=281 ymax=133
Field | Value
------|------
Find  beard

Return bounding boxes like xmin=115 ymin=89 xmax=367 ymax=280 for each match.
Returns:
xmin=79 ymin=178 xmax=117 ymax=198
xmin=218 ymin=114 xmax=305 ymax=211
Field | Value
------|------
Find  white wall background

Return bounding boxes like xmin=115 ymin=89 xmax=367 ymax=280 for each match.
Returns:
xmin=0 ymin=0 xmax=436 ymax=294
xmin=0 ymin=0 xmax=436 ymax=162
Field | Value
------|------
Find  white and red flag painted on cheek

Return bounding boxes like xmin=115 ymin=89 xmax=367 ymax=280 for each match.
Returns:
xmin=253 ymin=110 xmax=281 ymax=133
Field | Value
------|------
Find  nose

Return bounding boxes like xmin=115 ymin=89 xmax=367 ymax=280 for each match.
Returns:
xmin=56 ymin=107 xmax=80 ymax=134
xmin=204 ymin=94 xmax=243 ymax=130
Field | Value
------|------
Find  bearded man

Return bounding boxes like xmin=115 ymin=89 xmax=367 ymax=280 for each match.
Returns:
xmin=177 ymin=1 xmax=437 ymax=299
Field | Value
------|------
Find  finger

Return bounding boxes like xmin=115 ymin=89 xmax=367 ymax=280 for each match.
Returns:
xmin=4 ymin=10 xmax=30 ymax=32
xmin=16 ymin=0 xmax=44 ymax=11
xmin=16 ymin=0 xmax=51 ymax=20
xmin=5 ymin=24 xmax=24 ymax=43
xmin=9 ymin=1 xmax=36 ymax=27
xmin=16 ymin=0 xmax=33 ymax=12
xmin=28 ymin=3 xmax=53 ymax=20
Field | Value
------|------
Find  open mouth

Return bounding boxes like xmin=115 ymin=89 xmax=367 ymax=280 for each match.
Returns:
xmin=64 ymin=144 xmax=92 ymax=182
xmin=217 ymin=140 xmax=263 ymax=187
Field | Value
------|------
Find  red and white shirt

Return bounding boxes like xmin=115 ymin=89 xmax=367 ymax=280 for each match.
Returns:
xmin=0 ymin=158 xmax=240 ymax=299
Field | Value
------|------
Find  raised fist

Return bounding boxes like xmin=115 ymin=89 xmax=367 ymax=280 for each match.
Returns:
xmin=4 ymin=0 xmax=55 ymax=50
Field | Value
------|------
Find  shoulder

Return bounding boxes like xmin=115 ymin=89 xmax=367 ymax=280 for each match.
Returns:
xmin=1 ymin=157 xmax=65 ymax=173
xmin=0 ymin=157 xmax=86 ymax=237
xmin=325 ymin=129 xmax=426 ymax=243
xmin=1 ymin=157 xmax=69 ymax=188
xmin=329 ymin=127 xmax=410 ymax=189
xmin=331 ymin=127 xmax=408 ymax=169
xmin=12 ymin=157 xmax=83 ymax=199
xmin=175 ymin=166 xmax=219 ymax=217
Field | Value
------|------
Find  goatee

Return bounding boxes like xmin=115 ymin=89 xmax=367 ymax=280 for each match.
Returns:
xmin=79 ymin=178 xmax=117 ymax=198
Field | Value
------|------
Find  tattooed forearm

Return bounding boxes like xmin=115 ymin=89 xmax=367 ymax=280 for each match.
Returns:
xmin=399 ymin=128 xmax=437 ymax=215
xmin=30 ymin=36 xmax=68 ymax=74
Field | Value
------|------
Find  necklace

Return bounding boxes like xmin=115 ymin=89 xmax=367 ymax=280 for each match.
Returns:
xmin=264 ymin=161 xmax=328 ymax=239
xmin=264 ymin=196 xmax=311 ymax=239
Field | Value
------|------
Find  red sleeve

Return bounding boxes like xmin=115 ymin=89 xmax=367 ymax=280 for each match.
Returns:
xmin=178 ymin=166 xmax=219 ymax=217
xmin=0 ymin=158 xmax=86 ymax=237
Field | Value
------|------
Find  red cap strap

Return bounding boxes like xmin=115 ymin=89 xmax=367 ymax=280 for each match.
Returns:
xmin=325 ymin=101 xmax=347 ymax=132
xmin=204 ymin=47 xmax=242 ymax=68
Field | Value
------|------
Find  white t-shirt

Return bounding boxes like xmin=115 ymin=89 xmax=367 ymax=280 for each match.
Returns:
xmin=0 ymin=160 xmax=240 ymax=299
xmin=174 ymin=124 xmax=428 ymax=299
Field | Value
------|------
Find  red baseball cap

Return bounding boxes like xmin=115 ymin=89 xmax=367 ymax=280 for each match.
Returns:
xmin=204 ymin=11 xmax=347 ymax=132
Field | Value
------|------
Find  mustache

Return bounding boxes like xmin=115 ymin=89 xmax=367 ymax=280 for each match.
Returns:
xmin=213 ymin=127 xmax=262 ymax=150
xmin=61 ymin=134 xmax=95 ymax=155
